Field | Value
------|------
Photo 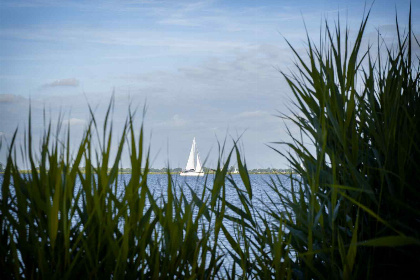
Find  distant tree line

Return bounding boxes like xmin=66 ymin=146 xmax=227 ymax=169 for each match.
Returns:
xmin=114 ymin=166 xmax=293 ymax=174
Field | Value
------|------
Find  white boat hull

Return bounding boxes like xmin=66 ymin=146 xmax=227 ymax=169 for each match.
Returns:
xmin=179 ymin=171 xmax=204 ymax=176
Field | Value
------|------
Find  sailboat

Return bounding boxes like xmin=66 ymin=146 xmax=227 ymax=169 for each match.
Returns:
xmin=180 ymin=137 xmax=204 ymax=176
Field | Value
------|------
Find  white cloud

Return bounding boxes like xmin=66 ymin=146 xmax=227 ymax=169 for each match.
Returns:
xmin=0 ymin=26 xmax=254 ymax=52
xmin=158 ymin=18 xmax=200 ymax=26
xmin=43 ymin=78 xmax=79 ymax=87
xmin=234 ymin=110 xmax=270 ymax=119
xmin=63 ymin=118 xmax=86 ymax=126
xmin=0 ymin=94 xmax=28 ymax=104
xmin=157 ymin=114 xmax=189 ymax=128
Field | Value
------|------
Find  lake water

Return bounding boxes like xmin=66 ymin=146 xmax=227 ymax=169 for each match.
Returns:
xmin=0 ymin=173 xmax=292 ymax=270
xmin=119 ymin=173 xmax=290 ymax=211
xmin=141 ymin=173 xmax=292 ymax=267
xmin=0 ymin=173 xmax=290 ymax=204
xmin=0 ymin=173 xmax=291 ymax=226
xmin=0 ymin=173 xmax=292 ymax=232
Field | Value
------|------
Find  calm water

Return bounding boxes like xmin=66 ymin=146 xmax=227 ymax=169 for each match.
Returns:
xmin=0 ymin=173 xmax=291 ymax=219
xmin=0 ymin=173 xmax=292 ymax=269
xmin=0 ymin=173 xmax=291 ymax=217
xmin=141 ymin=173 xmax=291 ymax=265
xmin=118 ymin=173 xmax=290 ymax=210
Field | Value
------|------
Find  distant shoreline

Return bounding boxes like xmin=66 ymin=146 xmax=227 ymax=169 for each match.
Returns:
xmin=0 ymin=171 xmax=295 ymax=175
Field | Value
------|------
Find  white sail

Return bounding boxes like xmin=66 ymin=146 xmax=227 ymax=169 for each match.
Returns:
xmin=180 ymin=137 xmax=204 ymax=176
xmin=195 ymin=153 xmax=203 ymax=172
xmin=185 ymin=137 xmax=196 ymax=170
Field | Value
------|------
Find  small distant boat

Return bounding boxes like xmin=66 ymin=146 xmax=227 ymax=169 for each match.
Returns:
xmin=180 ymin=137 xmax=204 ymax=176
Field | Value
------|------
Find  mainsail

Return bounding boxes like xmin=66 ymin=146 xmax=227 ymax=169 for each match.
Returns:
xmin=185 ymin=137 xmax=196 ymax=170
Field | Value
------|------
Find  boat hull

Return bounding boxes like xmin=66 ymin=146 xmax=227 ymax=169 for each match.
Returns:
xmin=179 ymin=171 xmax=204 ymax=176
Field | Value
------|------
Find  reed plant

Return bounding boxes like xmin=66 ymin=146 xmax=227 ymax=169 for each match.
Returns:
xmin=275 ymin=6 xmax=420 ymax=279
xmin=1 ymin=6 xmax=419 ymax=280
xmin=0 ymin=101 xmax=227 ymax=279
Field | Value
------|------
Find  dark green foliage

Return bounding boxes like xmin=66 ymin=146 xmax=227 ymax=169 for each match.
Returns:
xmin=275 ymin=6 xmax=420 ymax=279
xmin=0 ymin=103 xmax=226 ymax=279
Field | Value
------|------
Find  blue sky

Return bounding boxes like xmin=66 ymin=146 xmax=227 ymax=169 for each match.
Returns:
xmin=0 ymin=0 xmax=417 ymax=169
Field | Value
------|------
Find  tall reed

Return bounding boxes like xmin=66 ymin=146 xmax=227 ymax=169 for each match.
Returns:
xmin=275 ymin=6 xmax=420 ymax=279
xmin=0 ymin=101 xmax=228 ymax=279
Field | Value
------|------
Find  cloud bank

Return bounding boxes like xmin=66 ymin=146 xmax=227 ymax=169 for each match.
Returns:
xmin=43 ymin=78 xmax=79 ymax=88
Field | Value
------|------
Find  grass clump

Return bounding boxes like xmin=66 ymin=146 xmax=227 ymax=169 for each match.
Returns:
xmin=276 ymin=6 xmax=420 ymax=279
xmin=0 ymin=103 xmax=227 ymax=279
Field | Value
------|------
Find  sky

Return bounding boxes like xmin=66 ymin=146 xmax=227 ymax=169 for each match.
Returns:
xmin=0 ymin=0 xmax=418 ymax=169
